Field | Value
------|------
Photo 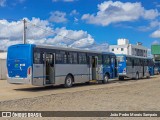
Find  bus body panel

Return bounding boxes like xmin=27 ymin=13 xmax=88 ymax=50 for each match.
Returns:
xmin=7 ymin=44 xmax=117 ymax=86
xmin=102 ymin=54 xmax=117 ymax=79
xmin=97 ymin=64 xmax=103 ymax=80
xmin=102 ymin=65 xmax=112 ymax=78
xmin=110 ymin=56 xmax=117 ymax=78
xmin=32 ymin=64 xmax=44 ymax=86
xmin=7 ymin=44 xmax=35 ymax=84
xmin=117 ymin=54 xmax=151 ymax=79
xmin=154 ymin=61 xmax=160 ymax=74
xmin=54 ymin=64 xmax=90 ymax=85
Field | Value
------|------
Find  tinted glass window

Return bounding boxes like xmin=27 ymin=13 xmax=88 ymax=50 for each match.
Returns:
xmin=68 ymin=52 xmax=78 ymax=64
xmin=34 ymin=52 xmax=41 ymax=64
xmin=126 ymin=57 xmax=132 ymax=66
xmin=79 ymin=53 xmax=87 ymax=64
xmin=56 ymin=51 xmax=67 ymax=64
xmin=98 ymin=55 xmax=102 ymax=64
xmin=103 ymin=55 xmax=110 ymax=65
xmin=117 ymin=56 xmax=124 ymax=62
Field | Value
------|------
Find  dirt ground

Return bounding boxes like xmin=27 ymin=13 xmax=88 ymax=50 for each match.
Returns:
xmin=0 ymin=75 xmax=160 ymax=119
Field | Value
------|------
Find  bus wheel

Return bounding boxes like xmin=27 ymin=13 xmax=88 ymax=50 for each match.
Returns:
xmin=64 ymin=75 xmax=73 ymax=88
xmin=146 ymin=73 xmax=150 ymax=79
xmin=119 ymin=76 xmax=124 ymax=80
xmin=102 ymin=74 xmax=109 ymax=84
xmin=135 ymin=73 xmax=139 ymax=80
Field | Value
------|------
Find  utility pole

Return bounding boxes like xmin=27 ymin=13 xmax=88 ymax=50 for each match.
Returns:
xmin=23 ymin=19 xmax=27 ymax=44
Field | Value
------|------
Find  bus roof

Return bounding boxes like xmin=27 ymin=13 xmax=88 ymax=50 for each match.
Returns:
xmin=8 ymin=44 xmax=35 ymax=49
xmin=116 ymin=54 xmax=153 ymax=59
xmin=36 ymin=44 xmax=115 ymax=55
xmin=8 ymin=44 xmax=115 ymax=55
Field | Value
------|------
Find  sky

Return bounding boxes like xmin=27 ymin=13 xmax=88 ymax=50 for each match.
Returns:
xmin=0 ymin=0 xmax=160 ymax=51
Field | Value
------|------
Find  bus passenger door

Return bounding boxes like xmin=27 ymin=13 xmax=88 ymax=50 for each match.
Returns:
xmin=91 ymin=56 xmax=98 ymax=80
xmin=45 ymin=53 xmax=55 ymax=84
xmin=132 ymin=59 xmax=135 ymax=78
xmin=33 ymin=52 xmax=44 ymax=86
xmin=111 ymin=56 xmax=117 ymax=78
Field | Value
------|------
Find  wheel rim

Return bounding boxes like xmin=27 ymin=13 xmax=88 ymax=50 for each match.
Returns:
xmin=136 ymin=74 xmax=139 ymax=79
xmin=66 ymin=78 xmax=72 ymax=85
xmin=105 ymin=75 xmax=108 ymax=82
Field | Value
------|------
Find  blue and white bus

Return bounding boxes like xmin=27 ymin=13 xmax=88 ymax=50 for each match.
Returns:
xmin=147 ymin=58 xmax=154 ymax=76
xmin=7 ymin=44 xmax=117 ymax=87
xmin=154 ymin=61 xmax=160 ymax=74
xmin=116 ymin=54 xmax=154 ymax=80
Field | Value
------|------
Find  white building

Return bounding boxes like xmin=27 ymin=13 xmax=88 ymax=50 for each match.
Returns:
xmin=0 ymin=52 xmax=7 ymax=80
xmin=109 ymin=39 xmax=148 ymax=57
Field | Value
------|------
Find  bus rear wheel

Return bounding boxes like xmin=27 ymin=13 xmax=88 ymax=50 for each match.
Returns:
xmin=64 ymin=75 xmax=73 ymax=88
xmin=135 ymin=73 xmax=139 ymax=80
xmin=102 ymin=74 xmax=109 ymax=84
xmin=119 ymin=76 xmax=124 ymax=80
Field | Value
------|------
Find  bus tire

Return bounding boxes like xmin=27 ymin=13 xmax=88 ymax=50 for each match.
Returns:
xmin=135 ymin=73 xmax=139 ymax=80
xmin=119 ymin=76 xmax=124 ymax=80
xmin=102 ymin=74 xmax=109 ymax=84
xmin=146 ymin=73 xmax=150 ymax=79
xmin=64 ymin=75 xmax=73 ymax=88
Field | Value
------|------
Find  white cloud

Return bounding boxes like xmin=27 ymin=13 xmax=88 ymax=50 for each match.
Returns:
xmin=0 ymin=17 xmax=53 ymax=40
xmin=74 ymin=17 xmax=78 ymax=22
xmin=0 ymin=0 xmax=6 ymax=7
xmin=70 ymin=10 xmax=79 ymax=16
xmin=0 ymin=19 xmax=23 ymax=40
xmin=85 ymin=43 xmax=109 ymax=51
xmin=150 ymin=30 xmax=160 ymax=38
xmin=138 ymin=20 xmax=160 ymax=31
xmin=152 ymin=40 xmax=159 ymax=45
xmin=45 ymin=27 xmax=94 ymax=48
xmin=0 ymin=0 xmax=25 ymax=7
xmin=0 ymin=18 xmax=109 ymax=51
xmin=82 ymin=1 xmax=159 ymax=26
xmin=26 ymin=18 xmax=54 ymax=39
xmin=49 ymin=11 xmax=67 ymax=23
xmin=0 ymin=39 xmax=22 ymax=50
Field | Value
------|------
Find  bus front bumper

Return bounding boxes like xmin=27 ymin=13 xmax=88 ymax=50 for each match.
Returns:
xmin=118 ymin=73 xmax=127 ymax=76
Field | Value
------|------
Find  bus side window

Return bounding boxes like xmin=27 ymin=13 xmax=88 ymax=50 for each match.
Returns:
xmin=56 ymin=51 xmax=67 ymax=64
xmin=111 ymin=57 xmax=114 ymax=64
xmin=79 ymin=53 xmax=87 ymax=64
xmin=132 ymin=59 xmax=134 ymax=67
xmin=98 ymin=55 xmax=102 ymax=64
xmin=68 ymin=52 xmax=78 ymax=64
xmin=34 ymin=52 xmax=41 ymax=64
xmin=103 ymin=55 xmax=110 ymax=65
xmin=46 ymin=53 xmax=54 ymax=67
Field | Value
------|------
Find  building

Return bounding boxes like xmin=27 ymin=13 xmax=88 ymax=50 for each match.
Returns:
xmin=109 ymin=39 xmax=148 ymax=57
xmin=0 ymin=52 xmax=7 ymax=80
xmin=151 ymin=45 xmax=160 ymax=61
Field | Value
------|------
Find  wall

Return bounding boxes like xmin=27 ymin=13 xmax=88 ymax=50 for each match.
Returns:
xmin=109 ymin=44 xmax=147 ymax=57
xmin=0 ymin=59 xmax=7 ymax=80
xmin=109 ymin=45 xmax=128 ymax=55
xmin=0 ymin=52 xmax=7 ymax=80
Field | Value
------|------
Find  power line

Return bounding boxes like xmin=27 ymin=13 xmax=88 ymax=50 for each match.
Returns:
xmin=26 ymin=20 xmax=80 ymax=42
